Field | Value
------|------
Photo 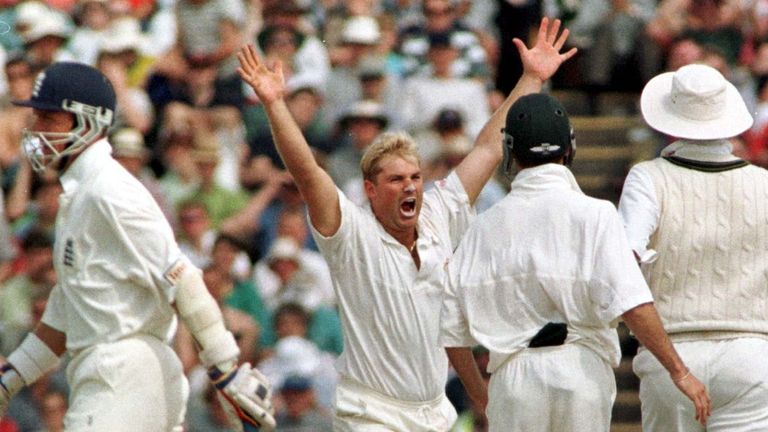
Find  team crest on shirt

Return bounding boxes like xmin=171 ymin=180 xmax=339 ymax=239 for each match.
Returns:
xmin=63 ymin=238 xmax=75 ymax=267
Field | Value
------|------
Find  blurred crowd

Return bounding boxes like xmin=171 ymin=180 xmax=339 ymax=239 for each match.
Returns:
xmin=1 ymin=0 xmax=768 ymax=430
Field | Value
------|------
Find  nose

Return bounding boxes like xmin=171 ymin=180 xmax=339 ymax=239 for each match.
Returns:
xmin=404 ymin=182 xmax=416 ymax=193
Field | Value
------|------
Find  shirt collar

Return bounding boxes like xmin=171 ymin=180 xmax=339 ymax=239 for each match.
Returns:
xmin=511 ymin=163 xmax=582 ymax=194
xmin=59 ymin=139 xmax=112 ymax=194
xmin=660 ymin=139 xmax=739 ymax=162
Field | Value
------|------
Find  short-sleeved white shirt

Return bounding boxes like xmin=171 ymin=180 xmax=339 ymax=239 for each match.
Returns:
xmin=42 ymin=140 xmax=184 ymax=352
xmin=440 ymin=164 xmax=653 ymax=372
xmin=311 ymin=172 xmax=473 ymax=402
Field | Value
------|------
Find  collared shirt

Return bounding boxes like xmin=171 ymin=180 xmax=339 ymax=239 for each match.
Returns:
xmin=618 ymin=140 xmax=738 ymax=262
xmin=440 ymin=164 xmax=653 ymax=371
xmin=311 ymin=172 xmax=473 ymax=402
xmin=42 ymin=140 xmax=183 ymax=351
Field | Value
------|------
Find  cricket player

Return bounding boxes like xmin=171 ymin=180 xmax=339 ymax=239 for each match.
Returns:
xmin=439 ymin=93 xmax=711 ymax=432
xmin=619 ymin=63 xmax=768 ymax=431
xmin=237 ymin=18 xmax=577 ymax=432
xmin=0 ymin=62 xmax=274 ymax=431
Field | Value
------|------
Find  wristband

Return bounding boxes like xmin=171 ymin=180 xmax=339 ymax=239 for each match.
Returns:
xmin=673 ymin=369 xmax=691 ymax=384
xmin=6 ymin=333 xmax=60 ymax=386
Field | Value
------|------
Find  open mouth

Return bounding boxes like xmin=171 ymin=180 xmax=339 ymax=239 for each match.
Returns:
xmin=400 ymin=197 xmax=417 ymax=217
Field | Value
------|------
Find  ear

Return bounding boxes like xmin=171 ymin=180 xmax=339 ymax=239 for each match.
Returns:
xmin=364 ymin=178 xmax=376 ymax=200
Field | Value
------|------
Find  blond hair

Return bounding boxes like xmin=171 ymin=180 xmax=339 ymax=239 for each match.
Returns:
xmin=360 ymin=131 xmax=421 ymax=181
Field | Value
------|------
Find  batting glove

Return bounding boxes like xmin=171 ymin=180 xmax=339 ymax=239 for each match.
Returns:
xmin=0 ymin=364 xmax=24 ymax=419
xmin=209 ymin=362 xmax=276 ymax=431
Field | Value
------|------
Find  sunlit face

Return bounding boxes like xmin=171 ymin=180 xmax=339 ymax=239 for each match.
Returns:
xmin=365 ymin=155 xmax=423 ymax=237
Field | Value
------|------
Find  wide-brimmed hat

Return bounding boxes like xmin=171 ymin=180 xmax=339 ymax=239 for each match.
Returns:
xmin=111 ymin=127 xmax=148 ymax=158
xmin=99 ymin=17 xmax=145 ymax=55
xmin=640 ymin=63 xmax=753 ymax=140
xmin=340 ymin=16 xmax=380 ymax=45
xmin=339 ymin=99 xmax=388 ymax=129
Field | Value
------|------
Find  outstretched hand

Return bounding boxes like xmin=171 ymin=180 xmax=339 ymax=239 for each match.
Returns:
xmin=514 ymin=17 xmax=578 ymax=85
xmin=237 ymin=45 xmax=286 ymax=106
xmin=672 ymin=371 xmax=711 ymax=426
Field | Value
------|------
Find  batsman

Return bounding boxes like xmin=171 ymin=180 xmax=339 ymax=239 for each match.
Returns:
xmin=0 ymin=62 xmax=275 ymax=431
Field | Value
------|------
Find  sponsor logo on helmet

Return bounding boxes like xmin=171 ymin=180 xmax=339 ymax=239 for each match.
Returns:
xmin=530 ymin=143 xmax=561 ymax=154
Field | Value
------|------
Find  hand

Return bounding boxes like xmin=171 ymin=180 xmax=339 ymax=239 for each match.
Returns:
xmin=237 ymin=45 xmax=286 ymax=106
xmin=209 ymin=363 xmax=276 ymax=432
xmin=0 ymin=364 xmax=24 ymax=419
xmin=672 ymin=370 xmax=711 ymax=426
xmin=514 ymin=17 xmax=578 ymax=85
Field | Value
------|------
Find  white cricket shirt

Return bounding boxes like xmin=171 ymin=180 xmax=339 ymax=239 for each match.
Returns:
xmin=42 ymin=140 xmax=183 ymax=351
xmin=311 ymin=172 xmax=473 ymax=402
xmin=440 ymin=164 xmax=653 ymax=371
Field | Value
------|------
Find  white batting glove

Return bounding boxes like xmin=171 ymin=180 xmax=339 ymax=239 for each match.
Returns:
xmin=209 ymin=362 xmax=276 ymax=431
xmin=0 ymin=364 xmax=24 ymax=419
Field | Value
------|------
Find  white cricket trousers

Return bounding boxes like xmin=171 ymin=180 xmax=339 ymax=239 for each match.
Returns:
xmin=634 ymin=337 xmax=768 ymax=432
xmin=333 ymin=375 xmax=458 ymax=431
xmin=64 ymin=334 xmax=189 ymax=431
xmin=487 ymin=343 xmax=616 ymax=432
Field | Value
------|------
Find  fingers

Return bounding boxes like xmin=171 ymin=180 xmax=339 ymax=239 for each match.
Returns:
xmin=511 ymin=38 xmax=526 ymax=55
xmin=546 ymin=19 xmax=561 ymax=45
xmin=536 ymin=16 xmax=550 ymax=43
xmin=561 ymin=47 xmax=578 ymax=61
xmin=554 ymin=28 xmax=569 ymax=51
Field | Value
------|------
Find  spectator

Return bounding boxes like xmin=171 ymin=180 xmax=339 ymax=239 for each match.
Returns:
xmin=400 ymin=31 xmax=491 ymax=139
xmin=67 ymin=0 xmax=113 ymax=66
xmin=96 ymin=48 xmax=154 ymax=135
xmin=185 ymin=383 xmax=241 ymax=432
xmin=18 ymin=8 xmax=74 ymax=69
xmin=156 ymin=112 xmax=201 ymax=209
xmin=253 ymin=236 xmax=334 ymax=313
xmin=326 ymin=99 xmax=389 ymax=203
xmin=398 ymin=0 xmax=490 ymax=82
xmin=183 ymin=133 xmax=249 ymax=228
xmin=8 ymin=167 xmax=62 ymax=242
xmin=248 ymin=75 xmax=332 ymax=169
xmin=0 ymin=54 xmax=34 ymax=191
xmin=412 ymin=107 xmax=469 ymax=164
xmin=274 ymin=375 xmax=333 ymax=431
xmin=258 ymin=303 xmax=340 ymax=408
xmin=176 ymin=199 xmax=250 ymax=279
xmin=322 ymin=15 xmax=401 ymax=130
xmin=546 ymin=0 xmax=657 ymax=92
xmin=424 ymin=134 xmax=506 ymax=214
xmin=174 ymin=0 xmax=246 ymax=110
xmin=0 ymin=229 xmax=54 ymax=357
xmin=111 ymin=127 xmax=176 ymax=227
xmin=646 ymin=0 xmax=745 ymax=65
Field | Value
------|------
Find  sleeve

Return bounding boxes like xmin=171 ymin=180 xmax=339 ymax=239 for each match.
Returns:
xmin=426 ymin=172 xmax=475 ymax=250
xmin=309 ymin=188 xmax=359 ymax=265
xmin=40 ymin=285 xmax=67 ymax=332
xmin=589 ymin=203 xmax=655 ymax=325
xmin=439 ymin=262 xmax=477 ymax=348
xmin=617 ymin=164 xmax=660 ymax=264
xmin=99 ymin=182 xmax=184 ymax=304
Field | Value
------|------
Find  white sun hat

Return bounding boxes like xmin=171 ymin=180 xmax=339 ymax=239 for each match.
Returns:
xmin=640 ymin=63 xmax=753 ymax=140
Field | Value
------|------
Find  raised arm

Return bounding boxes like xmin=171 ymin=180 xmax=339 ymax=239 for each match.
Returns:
xmin=456 ymin=17 xmax=578 ymax=204
xmin=237 ymin=45 xmax=341 ymax=237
